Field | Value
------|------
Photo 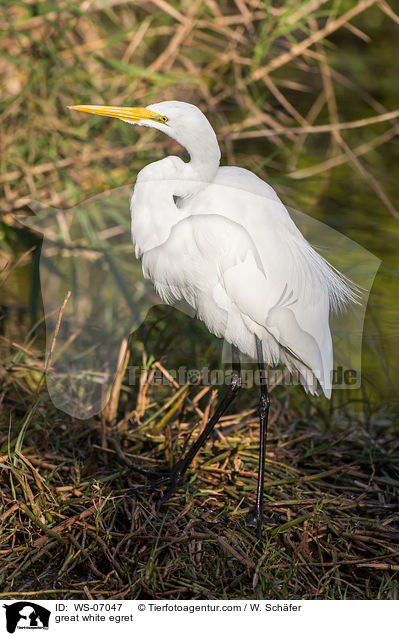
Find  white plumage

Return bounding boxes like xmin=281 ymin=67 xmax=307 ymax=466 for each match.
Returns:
xmin=70 ymin=100 xmax=356 ymax=399
xmin=129 ymin=101 xmax=356 ymax=398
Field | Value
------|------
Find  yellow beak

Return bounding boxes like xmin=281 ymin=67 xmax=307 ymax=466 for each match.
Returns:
xmin=68 ymin=105 xmax=167 ymax=124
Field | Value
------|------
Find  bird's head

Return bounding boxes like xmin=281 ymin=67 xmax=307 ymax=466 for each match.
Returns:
xmin=68 ymin=100 xmax=220 ymax=171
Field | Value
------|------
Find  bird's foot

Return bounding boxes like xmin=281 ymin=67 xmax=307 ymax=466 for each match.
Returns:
xmin=129 ymin=465 xmax=170 ymax=480
xmin=159 ymin=466 xmax=184 ymax=503
xmin=246 ymin=508 xmax=263 ymax=541
xmin=124 ymin=464 xmax=185 ymax=501
xmin=246 ymin=507 xmax=283 ymax=540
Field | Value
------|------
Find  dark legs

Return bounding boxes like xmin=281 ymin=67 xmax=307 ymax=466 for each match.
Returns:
xmin=159 ymin=345 xmax=242 ymax=502
xmin=247 ymin=335 xmax=270 ymax=540
xmin=132 ymin=339 xmax=270 ymax=541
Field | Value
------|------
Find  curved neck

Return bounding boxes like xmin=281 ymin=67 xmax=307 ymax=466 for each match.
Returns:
xmin=186 ymin=133 xmax=221 ymax=184
xmin=167 ymin=117 xmax=221 ymax=185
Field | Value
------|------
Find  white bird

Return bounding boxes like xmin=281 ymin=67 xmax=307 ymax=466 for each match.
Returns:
xmin=69 ymin=100 xmax=356 ymax=538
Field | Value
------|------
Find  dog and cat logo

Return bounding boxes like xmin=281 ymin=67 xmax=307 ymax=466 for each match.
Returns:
xmin=3 ymin=603 xmax=50 ymax=633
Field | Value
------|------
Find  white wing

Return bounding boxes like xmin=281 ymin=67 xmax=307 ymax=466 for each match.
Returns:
xmin=133 ymin=161 xmax=357 ymax=397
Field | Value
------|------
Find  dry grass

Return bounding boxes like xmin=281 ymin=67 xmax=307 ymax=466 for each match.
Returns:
xmin=1 ymin=355 xmax=398 ymax=600
xmin=1 ymin=0 xmax=399 ymax=600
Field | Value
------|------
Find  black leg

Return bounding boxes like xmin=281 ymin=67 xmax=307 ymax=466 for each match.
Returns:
xmin=247 ymin=335 xmax=270 ymax=540
xmin=159 ymin=344 xmax=242 ymax=502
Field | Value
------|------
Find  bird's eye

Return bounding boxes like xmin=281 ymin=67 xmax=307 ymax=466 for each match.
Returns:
xmin=160 ymin=115 xmax=169 ymax=123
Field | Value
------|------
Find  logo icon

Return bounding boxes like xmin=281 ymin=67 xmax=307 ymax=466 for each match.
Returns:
xmin=3 ymin=602 xmax=50 ymax=633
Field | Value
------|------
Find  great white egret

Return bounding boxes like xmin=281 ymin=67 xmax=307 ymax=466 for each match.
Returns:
xmin=69 ymin=100 xmax=356 ymax=538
